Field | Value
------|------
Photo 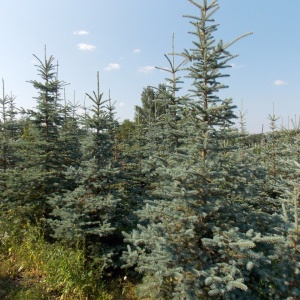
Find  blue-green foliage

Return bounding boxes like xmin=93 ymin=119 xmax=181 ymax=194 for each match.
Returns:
xmin=48 ymin=73 xmax=122 ymax=268
xmin=1 ymin=1 xmax=300 ymax=298
xmin=0 ymin=51 xmax=73 ymax=220
xmin=0 ymin=79 xmax=18 ymax=173
xmin=122 ymin=1 xmax=297 ymax=299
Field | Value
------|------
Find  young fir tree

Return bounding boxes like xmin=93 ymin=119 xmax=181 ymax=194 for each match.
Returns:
xmin=2 ymin=49 xmax=70 ymax=221
xmin=116 ymin=110 xmax=156 ymax=255
xmin=49 ymin=72 xmax=123 ymax=269
xmin=146 ymin=34 xmax=188 ymax=158
xmin=123 ymin=1 xmax=286 ymax=299
xmin=0 ymin=80 xmax=19 ymax=197
xmin=255 ymin=108 xmax=293 ymax=217
xmin=0 ymin=79 xmax=18 ymax=173
xmin=59 ymin=91 xmax=82 ymax=172
xmin=122 ymin=31 xmax=195 ymax=300
xmin=257 ymin=118 xmax=300 ymax=297
xmin=275 ymin=159 xmax=300 ymax=299
xmin=256 ymin=119 xmax=300 ymax=298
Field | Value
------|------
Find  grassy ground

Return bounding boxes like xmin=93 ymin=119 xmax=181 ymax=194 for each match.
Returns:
xmin=0 ymin=209 xmax=137 ymax=300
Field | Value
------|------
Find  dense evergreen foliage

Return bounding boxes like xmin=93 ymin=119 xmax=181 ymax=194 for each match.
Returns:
xmin=1 ymin=1 xmax=300 ymax=299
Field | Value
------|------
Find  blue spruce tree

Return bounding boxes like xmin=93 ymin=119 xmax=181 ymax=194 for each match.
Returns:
xmin=1 ymin=50 xmax=70 ymax=222
xmin=123 ymin=1 xmax=286 ymax=299
xmin=48 ymin=72 xmax=122 ymax=270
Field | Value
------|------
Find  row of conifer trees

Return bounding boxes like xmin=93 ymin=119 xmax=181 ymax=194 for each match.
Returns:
xmin=1 ymin=0 xmax=300 ymax=299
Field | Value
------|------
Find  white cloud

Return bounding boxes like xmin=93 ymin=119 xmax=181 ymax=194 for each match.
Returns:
xmin=230 ymin=63 xmax=245 ymax=69
xmin=78 ymin=43 xmax=96 ymax=51
xmin=104 ymin=63 xmax=121 ymax=71
xmin=133 ymin=48 xmax=141 ymax=54
xmin=138 ymin=65 xmax=155 ymax=73
xmin=119 ymin=102 xmax=125 ymax=107
xmin=73 ymin=30 xmax=89 ymax=35
xmin=274 ymin=79 xmax=288 ymax=86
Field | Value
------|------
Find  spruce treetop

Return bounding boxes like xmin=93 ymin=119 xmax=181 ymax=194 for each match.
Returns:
xmin=182 ymin=0 xmax=252 ymax=127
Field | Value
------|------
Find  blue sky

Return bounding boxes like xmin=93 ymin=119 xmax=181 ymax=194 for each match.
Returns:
xmin=1 ymin=0 xmax=300 ymax=133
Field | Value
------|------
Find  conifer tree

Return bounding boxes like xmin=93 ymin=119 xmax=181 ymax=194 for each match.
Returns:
xmin=0 ymin=79 xmax=18 ymax=172
xmin=255 ymin=109 xmax=293 ymax=216
xmin=59 ymin=91 xmax=82 ymax=171
xmin=49 ymin=72 xmax=123 ymax=269
xmin=116 ymin=115 xmax=155 ymax=253
xmin=275 ymin=160 xmax=300 ymax=299
xmin=258 ymin=118 xmax=300 ymax=298
xmin=2 ymin=49 xmax=69 ymax=221
xmin=0 ymin=80 xmax=19 ymax=198
xmin=122 ymin=1 xmax=286 ymax=298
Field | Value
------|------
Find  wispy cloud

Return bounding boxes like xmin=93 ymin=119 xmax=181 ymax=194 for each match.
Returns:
xmin=78 ymin=43 xmax=96 ymax=51
xmin=73 ymin=30 xmax=89 ymax=35
xmin=104 ymin=63 xmax=121 ymax=71
xmin=138 ymin=65 xmax=155 ymax=73
xmin=119 ymin=102 xmax=125 ymax=107
xmin=274 ymin=79 xmax=288 ymax=86
xmin=133 ymin=48 xmax=141 ymax=54
xmin=230 ymin=63 xmax=245 ymax=69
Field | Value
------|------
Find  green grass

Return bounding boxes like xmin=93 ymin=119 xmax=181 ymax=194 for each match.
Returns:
xmin=0 ymin=207 xmax=137 ymax=299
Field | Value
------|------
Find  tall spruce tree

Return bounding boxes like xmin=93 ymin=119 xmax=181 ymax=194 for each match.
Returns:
xmin=122 ymin=1 xmax=287 ymax=299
